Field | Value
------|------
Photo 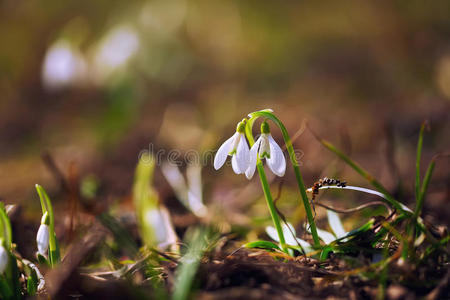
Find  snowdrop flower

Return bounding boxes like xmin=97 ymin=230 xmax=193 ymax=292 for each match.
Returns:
xmin=144 ymin=207 xmax=178 ymax=249
xmin=266 ymin=222 xmax=314 ymax=253
xmin=246 ymin=121 xmax=286 ymax=179
xmin=214 ymin=120 xmax=250 ymax=175
xmin=36 ymin=213 xmax=50 ymax=257
xmin=307 ymin=210 xmax=349 ymax=243
xmin=267 ymin=210 xmax=349 ymax=252
xmin=0 ymin=244 xmax=8 ymax=274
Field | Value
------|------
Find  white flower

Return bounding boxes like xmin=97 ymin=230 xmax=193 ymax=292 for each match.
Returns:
xmin=214 ymin=121 xmax=250 ymax=175
xmin=306 ymin=210 xmax=349 ymax=243
xmin=144 ymin=207 xmax=178 ymax=249
xmin=246 ymin=122 xmax=286 ymax=179
xmin=0 ymin=245 xmax=8 ymax=274
xmin=36 ymin=224 xmax=50 ymax=256
xmin=266 ymin=222 xmax=314 ymax=253
xmin=266 ymin=210 xmax=349 ymax=252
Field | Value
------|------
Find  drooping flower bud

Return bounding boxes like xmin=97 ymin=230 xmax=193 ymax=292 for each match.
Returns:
xmin=36 ymin=224 xmax=50 ymax=257
xmin=0 ymin=244 xmax=8 ymax=274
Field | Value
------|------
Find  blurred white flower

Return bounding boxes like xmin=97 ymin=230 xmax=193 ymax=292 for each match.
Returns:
xmin=266 ymin=210 xmax=349 ymax=252
xmin=246 ymin=122 xmax=286 ymax=179
xmin=144 ymin=207 xmax=178 ymax=249
xmin=36 ymin=224 xmax=50 ymax=256
xmin=266 ymin=223 xmax=313 ymax=253
xmin=214 ymin=121 xmax=249 ymax=175
xmin=161 ymin=163 xmax=208 ymax=217
xmin=0 ymin=245 xmax=8 ymax=274
xmin=92 ymin=25 xmax=140 ymax=82
xmin=42 ymin=40 xmax=87 ymax=90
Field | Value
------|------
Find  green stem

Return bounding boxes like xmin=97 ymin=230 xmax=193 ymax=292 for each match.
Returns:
xmin=415 ymin=123 xmax=425 ymax=205
xmin=256 ymin=162 xmax=288 ymax=253
xmin=246 ymin=110 xmax=321 ymax=247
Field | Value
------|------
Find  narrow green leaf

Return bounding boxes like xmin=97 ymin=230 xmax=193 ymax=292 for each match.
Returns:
xmin=415 ymin=123 xmax=426 ymax=205
xmin=97 ymin=213 xmax=139 ymax=258
xmin=35 ymin=185 xmax=60 ymax=266
xmin=414 ymin=159 xmax=435 ymax=219
xmin=318 ymin=138 xmax=405 ymax=213
xmin=243 ymin=240 xmax=281 ymax=251
xmin=172 ymin=227 xmax=211 ymax=300
xmin=0 ymin=205 xmax=12 ymax=250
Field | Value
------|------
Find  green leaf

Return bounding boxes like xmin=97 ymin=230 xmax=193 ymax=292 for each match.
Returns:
xmin=415 ymin=122 xmax=426 ymax=206
xmin=320 ymin=245 xmax=333 ymax=260
xmin=243 ymin=240 xmax=281 ymax=251
xmin=0 ymin=205 xmax=12 ymax=251
xmin=26 ymin=273 xmax=37 ymax=296
xmin=35 ymin=185 xmax=60 ymax=266
xmin=172 ymin=227 xmax=213 ymax=300
xmin=316 ymin=138 xmax=406 ymax=213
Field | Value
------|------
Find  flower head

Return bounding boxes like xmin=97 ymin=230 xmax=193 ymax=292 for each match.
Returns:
xmin=246 ymin=121 xmax=286 ymax=179
xmin=36 ymin=213 xmax=50 ymax=257
xmin=214 ymin=119 xmax=250 ymax=174
xmin=0 ymin=244 xmax=8 ymax=274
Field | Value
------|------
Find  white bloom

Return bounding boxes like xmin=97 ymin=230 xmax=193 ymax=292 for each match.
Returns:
xmin=306 ymin=210 xmax=349 ymax=243
xmin=246 ymin=133 xmax=286 ymax=179
xmin=0 ymin=245 xmax=8 ymax=274
xmin=145 ymin=207 xmax=178 ymax=249
xmin=36 ymin=224 xmax=50 ymax=256
xmin=327 ymin=210 xmax=347 ymax=239
xmin=266 ymin=222 xmax=314 ymax=253
xmin=214 ymin=130 xmax=250 ymax=175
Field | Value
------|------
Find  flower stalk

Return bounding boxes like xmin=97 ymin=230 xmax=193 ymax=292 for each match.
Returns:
xmin=256 ymin=162 xmax=288 ymax=253
xmin=246 ymin=110 xmax=321 ymax=246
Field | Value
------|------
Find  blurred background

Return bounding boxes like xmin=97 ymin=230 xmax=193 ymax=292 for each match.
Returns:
xmin=0 ymin=0 xmax=449 ymax=249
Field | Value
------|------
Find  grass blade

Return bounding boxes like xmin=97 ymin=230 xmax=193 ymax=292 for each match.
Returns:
xmin=415 ymin=122 xmax=426 ymax=205
xmin=172 ymin=227 xmax=215 ymax=300
xmin=414 ymin=159 xmax=435 ymax=219
xmin=315 ymin=136 xmax=406 ymax=213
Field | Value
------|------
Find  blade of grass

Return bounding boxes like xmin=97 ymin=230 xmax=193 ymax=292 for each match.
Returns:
xmin=311 ymin=131 xmax=406 ymax=213
xmin=97 ymin=213 xmax=139 ymax=258
xmin=35 ymin=185 xmax=60 ymax=266
xmin=415 ymin=122 xmax=426 ymax=205
xmin=414 ymin=158 xmax=435 ymax=219
xmin=172 ymin=227 xmax=212 ymax=300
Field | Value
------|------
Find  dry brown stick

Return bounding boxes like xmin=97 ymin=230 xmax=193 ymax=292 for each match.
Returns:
xmin=41 ymin=151 xmax=71 ymax=192
xmin=45 ymin=221 xmax=108 ymax=297
xmin=314 ymin=201 xmax=393 ymax=216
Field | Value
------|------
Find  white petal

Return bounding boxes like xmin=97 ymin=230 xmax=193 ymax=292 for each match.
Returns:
xmin=36 ymin=224 xmax=50 ymax=256
xmin=282 ymin=223 xmax=297 ymax=246
xmin=245 ymin=137 xmax=261 ymax=179
xmin=316 ymin=228 xmax=337 ymax=245
xmin=258 ymin=134 xmax=270 ymax=158
xmin=231 ymin=155 xmax=241 ymax=174
xmin=266 ymin=225 xmax=280 ymax=243
xmin=327 ymin=210 xmax=347 ymax=239
xmin=266 ymin=135 xmax=286 ymax=176
xmin=0 ymin=246 xmax=8 ymax=274
xmin=266 ymin=223 xmax=313 ymax=253
xmin=294 ymin=237 xmax=314 ymax=253
xmin=232 ymin=134 xmax=249 ymax=174
xmin=145 ymin=207 xmax=178 ymax=249
xmin=266 ymin=223 xmax=297 ymax=246
xmin=213 ymin=133 xmax=237 ymax=170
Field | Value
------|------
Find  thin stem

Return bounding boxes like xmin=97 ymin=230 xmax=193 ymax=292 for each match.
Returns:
xmin=247 ymin=110 xmax=321 ymax=247
xmin=415 ymin=123 xmax=426 ymax=205
xmin=414 ymin=159 xmax=435 ymax=220
xmin=256 ymin=162 xmax=288 ymax=253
